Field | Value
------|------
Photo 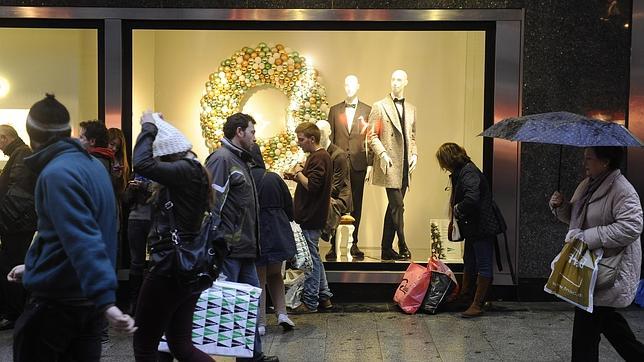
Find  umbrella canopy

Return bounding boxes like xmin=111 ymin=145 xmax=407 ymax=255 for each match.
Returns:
xmin=480 ymin=111 xmax=643 ymax=147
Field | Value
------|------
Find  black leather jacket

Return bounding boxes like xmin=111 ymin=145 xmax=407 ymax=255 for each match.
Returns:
xmin=133 ymin=123 xmax=209 ymax=275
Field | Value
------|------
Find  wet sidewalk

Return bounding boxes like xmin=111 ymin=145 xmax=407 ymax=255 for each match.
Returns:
xmin=0 ymin=302 xmax=641 ymax=361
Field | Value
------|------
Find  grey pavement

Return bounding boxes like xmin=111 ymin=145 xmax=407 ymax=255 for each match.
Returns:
xmin=0 ymin=302 xmax=642 ymax=361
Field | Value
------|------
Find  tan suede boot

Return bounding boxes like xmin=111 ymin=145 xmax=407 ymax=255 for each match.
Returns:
xmin=461 ymin=275 xmax=492 ymax=318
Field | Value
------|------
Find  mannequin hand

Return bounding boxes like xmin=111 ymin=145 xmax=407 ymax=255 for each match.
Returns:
xmin=384 ymin=153 xmax=393 ymax=168
xmin=565 ymin=228 xmax=584 ymax=244
xmin=549 ymin=191 xmax=564 ymax=209
xmin=7 ymin=264 xmax=24 ymax=283
xmin=365 ymin=166 xmax=373 ymax=183
xmin=409 ymin=154 xmax=418 ymax=173
xmin=105 ymin=306 xmax=137 ymax=335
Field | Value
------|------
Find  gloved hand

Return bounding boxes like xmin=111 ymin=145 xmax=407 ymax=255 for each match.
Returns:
xmin=365 ymin=166 xmax=373 ymax=183
xmin=565 ymin=228 xmax=584 ymax=243
xmin=380 ymin=152 xmax=393 ymax=174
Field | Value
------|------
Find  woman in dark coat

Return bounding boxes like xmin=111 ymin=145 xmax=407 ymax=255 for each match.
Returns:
xmin=436 ymin=142 xmax=499 ymax=318
xmin=132 ymin=112 xmax=212 ymax=362
xmin=250 ymin=145 xmax=296 ymax=334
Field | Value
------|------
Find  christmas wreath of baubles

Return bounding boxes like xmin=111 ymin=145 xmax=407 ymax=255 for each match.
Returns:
xmin=200 ymin=42 xmax=329 ymax=171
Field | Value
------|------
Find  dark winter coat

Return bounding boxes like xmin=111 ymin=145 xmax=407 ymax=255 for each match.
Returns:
xmin=205 ymin=138 xmax=259 ymax=259
xmin=251 ymin=168 xmax=296 ymax=266
xmin=450 ymin=162 xmax=500 ymax=241
xmin=23 ymin=138 xmax=118 ymax=310
xmin=0 ymin=138 xmax=36 ymax=234
xmin=133 ymin=123 xmax=210 ymax=276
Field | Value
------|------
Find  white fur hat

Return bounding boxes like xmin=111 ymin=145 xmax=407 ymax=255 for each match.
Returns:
xmin=151 ymin=113 xmax=192 ymax=158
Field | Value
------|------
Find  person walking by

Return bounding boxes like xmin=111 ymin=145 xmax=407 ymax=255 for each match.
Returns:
xmin=249 ymin=145 xmax=296 ymax=335
xmin=549 ymin=146 xmax=644 ymax=361
xmin=131 ymin=112 xmax=212 ymax=362
xmin=122 ymin=173 xmax=153 ymax=316
xmin=8 ymin=94 xmax=135 ymax=362
xmin=436 ymin=143 xmax=498 ymax=318
xmin=79 ymin=120 xmax=115 ymax=179
xmin=284 ymin=122 xmax=333 ymax=313
xmin=0 ymin=125 xmax=36 ymax=331
xmin=205 ymin=112 xmax=278 ymax=362
xmin=315 ymin=120 xmax=352 ymax=261
xmin=108 ymin=127 xmax=130 ymax=198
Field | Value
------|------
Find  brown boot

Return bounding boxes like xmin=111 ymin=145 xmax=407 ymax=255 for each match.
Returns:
xmin=461 ymin=275 xmax=491 ymax=318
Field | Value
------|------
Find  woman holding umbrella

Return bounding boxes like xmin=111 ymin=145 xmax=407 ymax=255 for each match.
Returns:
xmin=549 ymin=146 xmax=644 ymax=361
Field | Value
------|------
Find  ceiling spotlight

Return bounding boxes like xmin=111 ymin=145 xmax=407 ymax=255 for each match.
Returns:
xmin=0 ymin=77 xmax=9 ymax=97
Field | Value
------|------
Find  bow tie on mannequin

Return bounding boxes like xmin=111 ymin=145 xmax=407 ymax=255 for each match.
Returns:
xmin=345 ymin=103 xmax=357 ymax=108
xmin=393 ymin=98 xmax=405 ymax=104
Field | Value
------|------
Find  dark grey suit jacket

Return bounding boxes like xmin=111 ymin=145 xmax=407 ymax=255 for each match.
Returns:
xmin=328 ymin=100 xmax=372 ymax=171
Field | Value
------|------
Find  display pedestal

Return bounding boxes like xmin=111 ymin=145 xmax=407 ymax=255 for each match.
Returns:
xmin=335 ymin=223 xmax=355 ymax=261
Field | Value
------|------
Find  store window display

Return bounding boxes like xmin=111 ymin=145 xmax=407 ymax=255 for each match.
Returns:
xmin=327 ymin=75 xmax=371 ymax=260
xmin=368 ymin=70 xmax=418 ymax=261
xmin=132 ymin=30 xmax=486 ymax=265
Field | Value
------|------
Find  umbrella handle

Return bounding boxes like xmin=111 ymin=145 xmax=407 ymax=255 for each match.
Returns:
xmin=557 ymin=145 xmax=562 ymax=191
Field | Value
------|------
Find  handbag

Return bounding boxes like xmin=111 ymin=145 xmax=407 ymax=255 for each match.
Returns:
xmin=448 ymin=216 xmax=463 ymax=241
xmin=160 ymin=187 xmax=225 ymax=286
xmin=595 ymin=250 xmax=624 ymax=290
xmin=158 ymin=280 xmax=261 ymax=358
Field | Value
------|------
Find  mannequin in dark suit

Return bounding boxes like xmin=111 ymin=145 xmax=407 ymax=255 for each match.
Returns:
xmin=327 ymin=75 xmax=372 ymax=260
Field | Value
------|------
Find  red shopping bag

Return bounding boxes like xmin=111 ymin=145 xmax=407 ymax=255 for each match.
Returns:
xmin=394 ymin=262 xmax=432 ymax=314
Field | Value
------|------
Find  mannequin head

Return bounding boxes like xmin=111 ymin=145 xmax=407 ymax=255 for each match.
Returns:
xmin=316 ymin=120 xmax=332 ymax=149
xmin=391 ymin=69 xmax=408 ymax=98
xmin=344 ymin=75 xmax=360 ymax=99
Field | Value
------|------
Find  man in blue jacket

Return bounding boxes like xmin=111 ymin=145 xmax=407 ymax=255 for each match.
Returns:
xmin=7 ymin=94 xmax=136 ymax=361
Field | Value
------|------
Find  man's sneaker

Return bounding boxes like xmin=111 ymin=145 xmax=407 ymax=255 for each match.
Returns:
xmin=277 ymin=314 xmax=295 ymax=331
xmin=258 ymin=325 xmax=266 ymax=336
xmin=290 ymin=303 xmax=317 ymax=314
xmin=319 ymin=299 xmax=333 ymax=310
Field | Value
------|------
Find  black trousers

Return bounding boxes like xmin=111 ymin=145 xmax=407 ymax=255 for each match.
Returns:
xmin=133 ymin=274 xmax=212 ymax=362
xmin=349 ymin=168 xmax=366 ymax=245
xmin=13 ymin=298 xmax=104 ymax=362
xmin=0 ymin=231 xmax=33 ymax=321
xmin=381 ymin=186 xmax=407 ymax=250
xmin=572 ymin=306 xmax=644 ymax=361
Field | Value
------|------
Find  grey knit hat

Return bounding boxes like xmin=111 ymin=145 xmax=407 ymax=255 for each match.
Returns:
xmin=151 ymin=113 xmax=192 ymax=158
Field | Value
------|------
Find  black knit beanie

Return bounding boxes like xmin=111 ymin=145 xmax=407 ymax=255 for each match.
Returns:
xmin=27 ymin=93 xmax=70 ymax=133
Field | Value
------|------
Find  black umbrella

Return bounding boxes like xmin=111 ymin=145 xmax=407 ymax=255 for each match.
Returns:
xmin=480 ymin=111 xmax=644 ymax=189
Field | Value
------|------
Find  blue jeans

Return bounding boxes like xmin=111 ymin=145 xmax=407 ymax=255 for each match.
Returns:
xmin=463 ymin=237 xmax=494 ymax=278
xmin=301 ymin=229 xmax=333 ymax=310
xmin=220 ymin=258 xmax=263 ymax=359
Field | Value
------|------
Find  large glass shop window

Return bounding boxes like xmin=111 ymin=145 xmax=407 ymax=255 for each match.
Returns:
xmin=0 ymin=27 xmax=98 ymax=166
xmin=132 ymin=30 xmax=486 ymax=264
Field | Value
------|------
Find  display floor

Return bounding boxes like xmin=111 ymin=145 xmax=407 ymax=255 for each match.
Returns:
xmin=5 ymin=303 xmax=639 ymax=361
xmin=318 ymin=242 xmax=463 ymax=264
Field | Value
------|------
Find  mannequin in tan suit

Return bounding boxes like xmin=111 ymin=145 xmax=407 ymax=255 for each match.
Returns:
xmin=368 ymin=70 xmax=418 ymax=260
xmin=327 ymin=75 xmax=372 ymax=260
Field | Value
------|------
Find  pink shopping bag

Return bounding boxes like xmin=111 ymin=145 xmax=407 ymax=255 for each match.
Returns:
xmin=394 ymin=262 xmax=432 ymax=314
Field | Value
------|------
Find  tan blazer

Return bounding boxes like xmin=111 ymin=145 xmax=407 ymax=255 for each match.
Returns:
xmin=328 ymin=101 xmax=372 ymax=171
xmin=367 ymin=96 xmax=417 ymax=189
